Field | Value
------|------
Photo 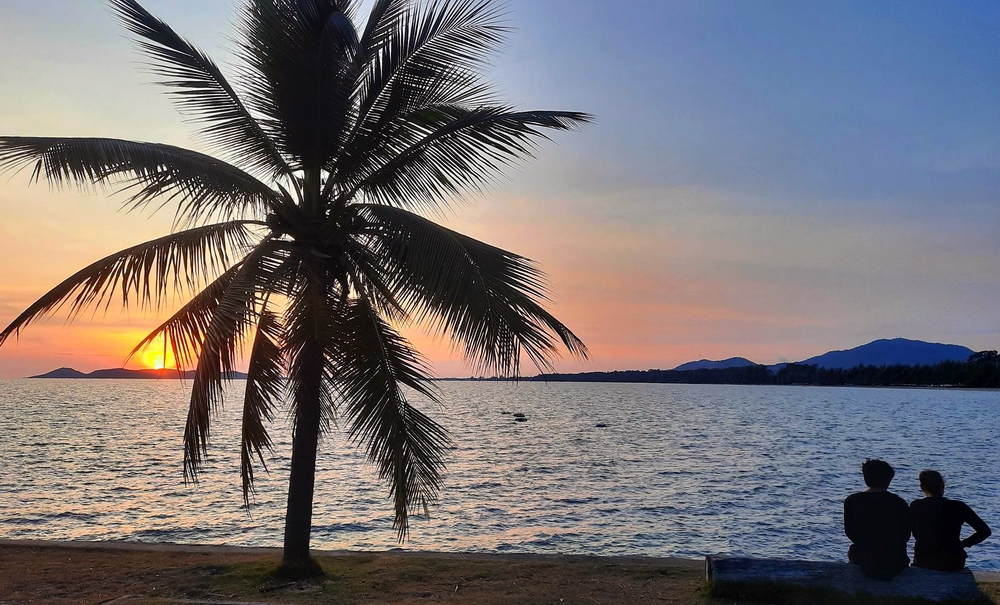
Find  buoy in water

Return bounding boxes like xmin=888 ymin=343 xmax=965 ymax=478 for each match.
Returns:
xmin=596 ymin=423 xmax=608 ymax=428
xmin=513 ymin=412 xmax=526 ymax=418
xmin=514 ymin=417 xmax=528 ymax=422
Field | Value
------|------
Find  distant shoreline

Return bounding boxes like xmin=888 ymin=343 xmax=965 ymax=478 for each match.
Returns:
xmin=25 ymin=355 xmax=1000 ymax=390
xmin=19 ymin=375 xmax=1000 ymax=390
xmin=441 ymin=359 xmax=1000 ymax=389
xmin=438 ymin=377 xmax=1000 ymax=390
xmin=27 ymin=367 xmax=247 ymax=380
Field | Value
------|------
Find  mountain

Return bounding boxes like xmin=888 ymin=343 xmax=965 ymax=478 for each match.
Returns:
xmin=672 ymin=357 xmax=756 ymax=371
xmin=30 ymin=367 xmax=248 ymax=379
xmin=794 ymin=338 xmax=974 ymax=369
xmin=31 ymin=367 xmax=88 ymax=379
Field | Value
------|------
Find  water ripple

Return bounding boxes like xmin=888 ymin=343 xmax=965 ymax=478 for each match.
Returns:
xmin=0 ymin=380 xmax=998 ymax=570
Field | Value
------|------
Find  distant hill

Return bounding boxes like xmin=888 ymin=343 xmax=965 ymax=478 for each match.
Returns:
xmin=526 ymin=337 xmax=981 ymax=385
xmin=796 ymin=338 xmax=974 ymax=369
xmin=672 ymin=357 xmax=756 ymax=371
xmin=30 ymin=367 xmax=248 ymax=379
xmin=32 ymin=367 xmax=88 ymax=379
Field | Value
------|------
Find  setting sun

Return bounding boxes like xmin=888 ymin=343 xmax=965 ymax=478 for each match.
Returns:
xmin=139 ymin=345 xmax=175 ymax=372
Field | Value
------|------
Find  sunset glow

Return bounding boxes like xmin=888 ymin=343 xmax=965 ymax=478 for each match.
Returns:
xmin=138 ymin=340 xmax=176 ymax=372
xmin=1 ymin=1 xmax=999 ymax=380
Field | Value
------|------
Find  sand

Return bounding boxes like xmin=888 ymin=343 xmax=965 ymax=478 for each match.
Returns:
xmin=1 ymin=540 xmax=997 ymax=605
xmin=0 ymin=540 xmax=707 ymax=605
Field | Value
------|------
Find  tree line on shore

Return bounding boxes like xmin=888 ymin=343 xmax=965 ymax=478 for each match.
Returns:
xmin=526 ymin=351 xmax=1000 ymax=388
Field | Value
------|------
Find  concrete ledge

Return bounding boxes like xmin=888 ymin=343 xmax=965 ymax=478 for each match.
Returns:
xmin=707 ymin=555 xmax=983 ymax=602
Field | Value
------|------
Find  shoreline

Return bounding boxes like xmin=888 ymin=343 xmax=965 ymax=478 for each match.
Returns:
xmin=12 ymin=377 xmax=1000 ymax=391
xmin=0 ymin=537 xmax=703 ymax=568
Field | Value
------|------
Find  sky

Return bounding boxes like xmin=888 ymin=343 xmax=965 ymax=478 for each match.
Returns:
xmin=1 ymin=0 xmax=999 ymax=378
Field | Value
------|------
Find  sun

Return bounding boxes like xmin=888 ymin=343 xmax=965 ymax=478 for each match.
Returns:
xmin=139 ymin=346 xmax=175 ymax=371
xmin=132 ymin=333 xmax=178 ymax=371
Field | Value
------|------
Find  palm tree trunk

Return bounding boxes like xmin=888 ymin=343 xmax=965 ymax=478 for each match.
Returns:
xmin=280 ymin=338 xmax=324 ymax=576
xmin=279 ymin=164 xmax=327 ymax=576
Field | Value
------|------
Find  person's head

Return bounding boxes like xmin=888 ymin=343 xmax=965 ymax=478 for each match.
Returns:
xmin=919 ymin=470 xmax=945 ymax=497
xmin=862 ymin=458 xmax=895 ymax=490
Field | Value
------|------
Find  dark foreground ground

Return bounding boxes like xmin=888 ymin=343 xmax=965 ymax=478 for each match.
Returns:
xmin=0 ymin=541 xmax=997 ymax=605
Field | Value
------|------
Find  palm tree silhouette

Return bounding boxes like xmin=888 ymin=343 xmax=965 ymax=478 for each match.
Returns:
xmin=0 ymin=0 xmax=588 ymax=574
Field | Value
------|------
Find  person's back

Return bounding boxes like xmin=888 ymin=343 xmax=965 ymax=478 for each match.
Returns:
xmin=844 ymin=459 xmax=911 ymax=579
xmin=911 ymin=470 xmax=992 ymax=571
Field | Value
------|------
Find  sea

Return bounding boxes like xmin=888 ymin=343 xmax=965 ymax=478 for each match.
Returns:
xmin=0 ymin=380 xmax=998 ymax=569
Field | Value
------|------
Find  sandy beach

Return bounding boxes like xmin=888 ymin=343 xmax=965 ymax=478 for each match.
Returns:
xmin=2 ymin=540 xmax=998 ymax=605
xmin=0 ymin=540 xmax=708 ymax=605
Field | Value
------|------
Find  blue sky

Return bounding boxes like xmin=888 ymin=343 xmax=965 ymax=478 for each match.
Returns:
xmin=1 ymin=0 xmax=998 ymax=377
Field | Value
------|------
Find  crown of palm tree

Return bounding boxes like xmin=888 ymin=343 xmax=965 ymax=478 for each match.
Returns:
xmin=0 ymin=0 xmax=589 ymax=560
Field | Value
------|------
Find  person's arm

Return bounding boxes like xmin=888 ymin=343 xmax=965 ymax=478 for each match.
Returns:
xmin=899 ymin=500 xmax=913 ymax=543
xmin=909 ymin=501 xmax=921 ymax=540
xmin=960 ymin=504 xmax=992 ymax=549
xmin=844 ymin=499 xmax=858 ymax=542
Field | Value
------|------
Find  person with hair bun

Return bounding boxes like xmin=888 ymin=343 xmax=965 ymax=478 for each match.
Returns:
xmin=910 ymin=470 xmax=992 ymax=571
xmin=844 ymin=459 xmax=912 ymax=579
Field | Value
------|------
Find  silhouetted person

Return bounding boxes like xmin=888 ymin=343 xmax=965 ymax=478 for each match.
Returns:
xmin=911 ymin=470 xmax=992 ymax=571
xmin=844 ymin=459 xmax=911 ymax=579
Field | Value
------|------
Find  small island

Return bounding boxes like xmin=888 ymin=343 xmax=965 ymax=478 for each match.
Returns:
xmin=30 ymin=367 xmax=248 ymax=380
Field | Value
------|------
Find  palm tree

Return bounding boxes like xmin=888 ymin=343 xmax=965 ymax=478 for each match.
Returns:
xmin=0 ymin=0 xmax=588 ymax=574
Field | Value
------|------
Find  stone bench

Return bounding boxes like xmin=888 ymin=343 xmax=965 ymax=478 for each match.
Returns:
xmin=706 ymin=555 xmax=983 ymax=602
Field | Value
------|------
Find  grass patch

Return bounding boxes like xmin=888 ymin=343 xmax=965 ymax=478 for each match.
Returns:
xmin=200 ymin=556 xmax=377 ymax=604
xmin=174 ymin=554 xmax=512 ymax=604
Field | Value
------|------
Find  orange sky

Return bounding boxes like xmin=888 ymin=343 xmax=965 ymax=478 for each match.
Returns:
xmin=3 ymin=1 xmax=1000 ymax=379
xmin=4 ymin=180 xmax=996 ymax=378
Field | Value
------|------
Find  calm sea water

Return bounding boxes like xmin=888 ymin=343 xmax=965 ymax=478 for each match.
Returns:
xmin=0 ymin=380 xmax=997 ymax=569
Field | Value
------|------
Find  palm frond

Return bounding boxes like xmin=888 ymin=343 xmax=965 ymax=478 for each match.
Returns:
xmin=110 ymin=0 xmax=292 ymax=178
xmin=358 ymin=0 xmax=410 ymax=57
xmin=0 ymin=222 xmax=258 ymax=348
xmin=352 ymin=0 xmax=507 ymax=141
xmin=334 ymin=0 xmax=505 ymax=185
xmin=357 ymin=204 xmax=588 ymax=376
xmin=126 ymin=263 xmax=244 ymax=371
xmin=332 ymin=298 xmax=449 ymax=540
xmin=241 ymin=308 xmax=285 ymax=508
xmin=0 ymin=137 xmax=280 ymax=223
xmin=339 ymin=108 xmax=592 ymax=210
xmin=330 ymin=72 xmax=497 ymax=197
xmin=235 ymin=0 xmax=360 ymax=169
xmin=184 ymin=239 xmax=285 ymax=480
